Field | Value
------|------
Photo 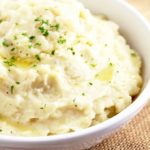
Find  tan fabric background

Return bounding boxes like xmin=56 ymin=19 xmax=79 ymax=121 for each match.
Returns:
xmin=88 ymin=0 xmax=150 ymax=149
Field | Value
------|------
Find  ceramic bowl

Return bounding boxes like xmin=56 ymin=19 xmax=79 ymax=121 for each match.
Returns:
xmin=0 ymin=0 xmax=150 ymax=150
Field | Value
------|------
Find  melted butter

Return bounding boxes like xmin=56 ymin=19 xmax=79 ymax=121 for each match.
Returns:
xmin=15 ymin=57 xmax=35 ymax=68
xmin=1 ymin=55 xmax=37 ymax=68
xmin=96 ymin=65 xmax=114 ymax=81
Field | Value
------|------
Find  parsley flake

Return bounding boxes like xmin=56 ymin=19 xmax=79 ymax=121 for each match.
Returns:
xmin=13 ymin=35 xmax=17 ymax=40
xmin=4 ymin=56 xmax=16 ymax=67
xmin=11 ymin=48 xmax=15 ymax=51
xmin=35 ymin=54 xmax=41 ymax=61
xmin=10 ymin=85 xmax=14 ymax=94
xmin=35 ymin=42 xmax=41 ymax=47
xmin=34 ymin=17 xmax=41 ymax=22
xmin=109 ymin=62 xmax=113 ymax=66
xmin=2 ymin=39 xmax=11 ymax=47
xmin=21 ymin=32 xmax=28 ymax=36
xmin=51 ymin=50 xmax=55 ymax=55
xmin=82 ymin=93 xmax=85 ymax=96
xmin=131 ymin=53 xmax=136 ymax=57
xmin=38 ymin=26 xmax=49 ymax=37
xmin=50 ymin=24 xmax=60 ymax=31
xmin=89 ymin=82 xmax=93 ymax=86
xmin=57 ymin=36 xmax=66 ymax=44
xmin=16 ymin=82 xmax=20 ymax=85
xmin=29 ymin=35 xmax=35 ymax=41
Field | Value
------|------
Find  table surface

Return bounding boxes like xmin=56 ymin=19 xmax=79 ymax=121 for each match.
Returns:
xmin=88 ymin=0 xmax=150 ymax=149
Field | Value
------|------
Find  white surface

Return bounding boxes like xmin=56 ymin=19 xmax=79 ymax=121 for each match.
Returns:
xmin=0 ymin=0 xmax=150 ymax=149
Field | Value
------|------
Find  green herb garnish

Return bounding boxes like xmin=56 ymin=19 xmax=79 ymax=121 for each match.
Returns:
xmin=10 ymin=85 xmax=14 ymax=94
xmin=11 ymin=48 xmax=15 ymax=51
xmin=57 ymin=36 xmax=66 ymax=44
xmin=82 ymin=93 xmax=85 ymax=96
xmin=4 ymin=56 xmax=16 ymax=67
xmin=131 ymin=52 xmax=136 ymax=57
xmin=28 ymin=45 xmax=33 ymax=49
xmin=29 ymin=35 xmax=35 ymax=41
xmin=35 ymin=42 xmax=41 ymax=46
xmin=42 ymin=19 xmax=49 ymax=25
xmin=109 ymin=62 xmax=113 ymax=66
xmin=34 ymin=17 xmax=41 ymax=22
xmin=51 ymin=50 xmax=55 ymax=55
xmin=50 ymin=24 xmax=60 ymax=31
xmin=2 ymin=39 xmax=11 ymax=47
xmin=89 ymin=82 xmax=93 ymax=86
xmin=13 ymin=35 xmax=17 ymax=40
xmin=21 ymin=32 xmax=28 ymax=36
xmin=35 ymin=54 xmax=41 ymax=61
xmin=67 ymin=47 xmax=75 ymax=55
xmin=38 ymin=26 xmax=49 ymax=37
xmin=0 ymin=19 xmax=3 ymax=23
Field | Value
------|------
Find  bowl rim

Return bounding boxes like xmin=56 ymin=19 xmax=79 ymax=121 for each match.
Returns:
xmin=0 ymin=0 xmax=150 ymax=144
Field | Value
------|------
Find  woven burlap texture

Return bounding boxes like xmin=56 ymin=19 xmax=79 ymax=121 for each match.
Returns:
xmin=88 ymin=102 xmax=150 ymax=150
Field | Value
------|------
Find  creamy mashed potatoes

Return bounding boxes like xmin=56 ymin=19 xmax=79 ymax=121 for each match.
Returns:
xmin=0 ymin=0 xmax=142 ymax=136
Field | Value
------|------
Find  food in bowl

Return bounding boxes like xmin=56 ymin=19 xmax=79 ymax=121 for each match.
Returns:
xmin=0 ymin=0 xmax=142 ymax=136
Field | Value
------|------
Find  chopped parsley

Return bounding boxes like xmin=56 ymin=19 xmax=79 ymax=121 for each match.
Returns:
xmin=11 ymin=48 xmax=15 ymax=51
xmin=16 ymin=82 xmax=20 ymax=85
xmin=32 ymin=64 xmax=37 ymax=68
xmin=43 ymin=30 xmax=49 ymax=36
xmin=4 ymin=56 xmax=16 ymax=67
xmin=82 ymin=93 xmax=85 ymax=96
xmin=34 ymin=17 xmax=41 ymax=22
xmin=67 ymin=47 xmax=75 ymax=55
xmin=39 ymin=26 xmax=45 ymax=33
xmin=2 ymin=39 xmax=11 ymax=47
xmin=109 ymin=62 xmax=113 ymax=66
xmin=50 ymin=24 xmax=60 ymax=31
xmin=57 ymin=36 xmax=66 ymax=44
xmin=42 ymin=19 xmax=49 ymax=25
xmin=35 ymin=17 xmax=60 ymax=37
xmin=35 ymin=42 xmax=41 ymax=46
xmin=51 ymin=50 xmax=55 ymax=55
xmin=13 ymin=35 xmax=17 ymax=40
xmin=28 ymin=44 xmax=33 ymax=49
xmin=38 ymin=26 xmax=49 ymax=37
xmin=21 ymin=32 xmax=28 ymax=36
xmin=131 ymin=52 xmax=136 ymax=57
xmin=89 ymin=82 xmax=93 ymax=86
xmin=10 ymin=85 xmax=14 ymax=94
xmin=35 ymin=54 xmax=41 ymax=61
xmin=0 ymin=19 xmax=3 ymax=23
xmin=29 ymin=35 xmax=36 ymax=41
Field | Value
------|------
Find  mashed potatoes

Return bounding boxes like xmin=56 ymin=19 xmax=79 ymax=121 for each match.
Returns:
xmin=0 ymin=0 xmax=142 ymax=136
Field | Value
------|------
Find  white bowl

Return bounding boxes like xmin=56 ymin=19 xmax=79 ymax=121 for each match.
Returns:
xmin=0 ymin=0 xmax=150 ymax=150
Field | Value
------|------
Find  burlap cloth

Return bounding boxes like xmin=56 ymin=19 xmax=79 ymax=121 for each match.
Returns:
xmin=88 ymin=0 xmax=150 ymax=149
